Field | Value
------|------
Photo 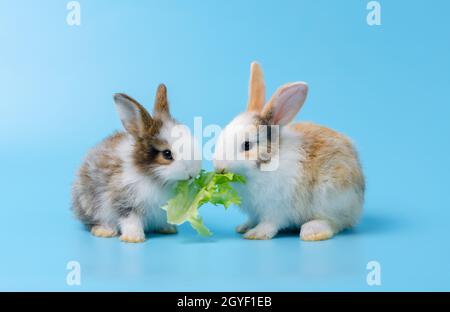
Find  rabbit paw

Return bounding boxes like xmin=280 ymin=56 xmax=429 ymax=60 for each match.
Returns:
xmin=243 ymin=223 xmax=278 ymax=240
xmin=91 ymin=225 xmax=117 ymax=238
xmin=120 ymin=232 xmax=146 ymax=243
xmin=300 ymin=220 xmax=334 ymax=241
xmin=119 ymin=215 xmax=145 ymax=243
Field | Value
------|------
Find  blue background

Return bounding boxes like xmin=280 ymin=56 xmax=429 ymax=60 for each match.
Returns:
xmin=1 ymin=0 xmax=449 ymax=291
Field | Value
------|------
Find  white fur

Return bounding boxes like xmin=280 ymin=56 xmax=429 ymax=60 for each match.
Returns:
xmin=114 ymin=128 xmax=201 ymax=232
xmin=119 ymin=213 xmax=145 ymax=242
xmin=117 ymin=135 xmax=172 ymax=229
xmin=213 ymin=112 xmax=260 ymax=170
xmin=213 ymin=112 xmax=363 ymax=240
xmin=153 ymin=118 xmax=202 ymax=181
xmin=222 ymin=123 xmax=308 ymax=230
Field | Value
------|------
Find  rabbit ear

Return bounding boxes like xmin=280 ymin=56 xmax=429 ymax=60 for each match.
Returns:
xmin=114 ymin=93 xmax=153 ymax=138
xmin=247 ymin=62 xmax=265 ymax=112
xmin=262 ymin=82 xmax=308 ymax=125
xmin=154 ymin=83 xmax=171 ymax=118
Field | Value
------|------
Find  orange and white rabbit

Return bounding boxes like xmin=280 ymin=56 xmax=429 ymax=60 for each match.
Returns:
xmin=213 ymin=62 xmax=365 ymax=241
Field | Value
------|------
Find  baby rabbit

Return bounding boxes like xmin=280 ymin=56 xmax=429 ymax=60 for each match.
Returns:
xmin=72 ymin=84 xmax=201 ymax=243
xmin=213 ymin=62 xmax=364 ymax=241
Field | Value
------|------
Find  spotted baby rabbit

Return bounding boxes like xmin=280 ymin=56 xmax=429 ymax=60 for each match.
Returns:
xmin=72 ymin=84 xmax=201 ymax=243
xmin=213 ymin=62 xmax=365 ymax=241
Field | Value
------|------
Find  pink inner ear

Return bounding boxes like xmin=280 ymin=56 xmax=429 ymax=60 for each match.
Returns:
xmin=272 ymin=83 xmax=308 ymax=125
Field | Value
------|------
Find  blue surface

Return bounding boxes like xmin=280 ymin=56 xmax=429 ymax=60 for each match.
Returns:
xmin=1 ymin=0 xmax=449 ymax=291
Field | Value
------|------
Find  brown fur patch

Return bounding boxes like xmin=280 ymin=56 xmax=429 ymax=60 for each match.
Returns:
xmin=153 ymin=149 xmax=173 ymax=165
xmin=88 ymin=133 xmax=124 ymax=181
xmin=290 ymin=122 xmax=365 ymax=191
xmin=72 ymin=132 xmax=126 ymax=224
xmin=253 ymin=115 xmax=277 ymax=167
xmin=257 ymin=110 xmax=273 ymax=127
xmin=247 ymin=62 xmax=265 ymax=112
xmin=154 ymin=84 xmax=170 ymax=117
xmin=132 ymin=118 xmax=175 ymax=176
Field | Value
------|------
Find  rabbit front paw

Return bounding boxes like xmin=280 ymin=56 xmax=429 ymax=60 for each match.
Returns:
xmin=243 ymin=223 xmax=278 ymax=240
xmin=91 ymin=225 xmax=118 ymax=238
xmin=119 ymin=214 xmax=146 ymax=243
xmin=120 ymin=233 xmax=145 ymax=243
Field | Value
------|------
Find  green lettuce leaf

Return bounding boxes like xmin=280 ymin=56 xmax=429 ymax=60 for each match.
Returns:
xmin=161 ymin=170 xmax=246 ymax=236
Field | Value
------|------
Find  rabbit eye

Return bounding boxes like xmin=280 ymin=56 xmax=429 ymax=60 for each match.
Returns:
xmin=242 ymin=141 xmax=253 ymax=151
xmin=161 ymin=149 xmax=173 ymax=160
